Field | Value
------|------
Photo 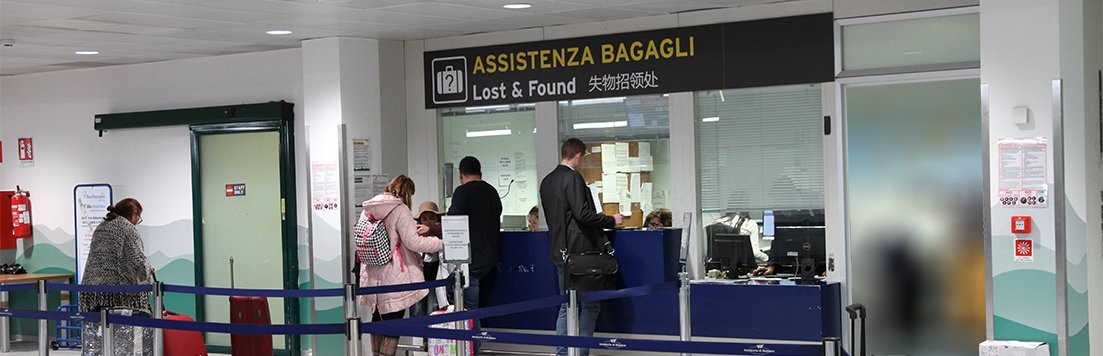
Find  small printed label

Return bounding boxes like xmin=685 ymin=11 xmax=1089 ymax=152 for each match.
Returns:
xmin=1014 ymin=239 xmax=1034 ymax=262
xmin=225 ymin=184 xmax=246 ymax=197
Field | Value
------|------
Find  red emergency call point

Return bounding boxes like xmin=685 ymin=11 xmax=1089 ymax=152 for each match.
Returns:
xmin=1012 ymin=216 xmax=1032 ymax=234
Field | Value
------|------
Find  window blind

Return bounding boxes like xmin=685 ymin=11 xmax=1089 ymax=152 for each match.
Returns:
xmin=696 ymin=84 xmax=824 ymax=214
xmin=558 ymin=94 xmax=670 ymax=141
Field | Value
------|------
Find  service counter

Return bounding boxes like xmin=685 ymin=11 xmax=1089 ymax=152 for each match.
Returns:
xmin=481 ymin=230 xmax=841 ymax=342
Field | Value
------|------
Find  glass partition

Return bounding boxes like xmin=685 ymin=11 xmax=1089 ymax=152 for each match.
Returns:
xmin=695 ymin=84 xmax=825 ymax=269
xmin=558 ymin=94 xmax=672 ymax=228
xmin=841 ymin=13 xmax=979 ymax=72
xmin=438 ymin=104 xmax=539 ymax=219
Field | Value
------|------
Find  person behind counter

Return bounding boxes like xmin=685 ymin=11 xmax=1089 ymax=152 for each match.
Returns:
xmin=645 ymin=208 xmax=672 ymax=229
xmin=445 ymin=156 xmax=503 ymax=340
xmin=540 ymin=138 xmax=625 ymax=356
xmin=528 ymin=206 xmax=540 ymax=231
xmin=359 ymin=176 xmax=444 ymax=356
xmin=80 ymin=198 xmax=154 ymax=352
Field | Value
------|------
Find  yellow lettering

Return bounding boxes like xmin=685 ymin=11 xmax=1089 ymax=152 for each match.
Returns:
xmin=582 ymin=46 xmax=594 ymax=65
xmin=660 ymin=38 xmax=674 ymax=58
xmin=645 ymin=40 xmax=659 ymax=60
xmin=498 ymin=54 xmax=508 ymax=73
xmin=630 ymin=41 xmax=643 ymax=61
xmin=601 ymin=44 xmax=614 ymax=63
xmin=690 ymin=36 xmax=695 ymax=56
xmin=676 ymin=38 xmax=688 ymax=57
xmin=516 ymin=52 xmax=527 ymax=71
xmin=487 ymin=55 xmax=498 ymax=73
xmin=527 ymin=51 xmax=539 ymax=68
xmin=567 ymin=47 xmax=579 ymax=66
xmin=553 ymin=48 xmax=565 ymax=68
xmin=615 ymin=43 xmax=629 ymax=62
xmin=473 ymin=56 xmax=485 ymax=74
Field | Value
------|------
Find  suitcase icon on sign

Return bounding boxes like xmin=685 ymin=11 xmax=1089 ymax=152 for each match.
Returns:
xmin=432 ymin=57 xmax=468 ymax=104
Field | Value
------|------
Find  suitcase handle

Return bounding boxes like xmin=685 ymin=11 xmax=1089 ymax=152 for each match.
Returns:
xmin=845 ymin=304 xmax=866 ymax=356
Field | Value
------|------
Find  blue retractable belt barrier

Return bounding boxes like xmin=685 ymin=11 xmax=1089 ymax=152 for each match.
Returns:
xmin=0 ymin=309 xmax=101 ymax=323
xmin=387 ymin=294 xmax=567 ymax=327
xmin=356 ymin=277 xmax=452 ymax=296
xmin=162 ymin=284 xmax=345 ymax=298
xmin=580 ymin=281 xmax=678 ymax=302
xmin=111 ymin=315 xmax=345 ymax=335
xmin=46 ymin=283 xmax=153 ymax=293
xmin=359 ymin=323 xmax=823 ymax=355
xmin=0 ymin=283 xmax=40 ymax=293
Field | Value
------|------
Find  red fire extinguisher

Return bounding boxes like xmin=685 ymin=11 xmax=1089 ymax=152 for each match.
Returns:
xmin=10 ymin=186 xmax=31 ymax=239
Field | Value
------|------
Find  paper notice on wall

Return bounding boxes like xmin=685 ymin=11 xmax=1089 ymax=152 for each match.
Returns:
xmin=352 ymin=138 xmax=371 ymax=172
xmin=630 ymin=173 xmax=642 ymax=203
xmin=589 ymin=184 xmax=603 ymax=208
xmin=653 ymin=189 xmax=668 ymax=209
xmin=639 ymin=156 xmax=654 ymax=172
xmin=513 ymin=152 xmax=528 ymax=182
xmin=601 ymin=143 xmax=616 ymax=173
xmin=615 ymin=142 xmax=629 ymax=172
xmin=640 ymin=183 xmax=654 ymax=213
xmin=354 ymin=173 xmax=391 ymax=207
xmin=601 ymin=173 xmax=617 ymax=202
xmin=997 ymin=137 xmax=1048 ymax=207
xmin=629 ymin=157 xmax=640 ymax=173
xmin=619 ymin=190 xmax=632 ymax=216
xmin=75 ymin=184 xmax=112 ymax=283
xmin=638 ymin=142 xmax=650 ymax=158
xmin=311 ymin=161 xmax=340 ymax=210
xmin=616 ymin=174 xmax=629 ymax=194
xmin=442 ymin=215 xmax=471 ymax=263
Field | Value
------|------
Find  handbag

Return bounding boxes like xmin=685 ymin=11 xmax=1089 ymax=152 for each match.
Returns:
xmin=354 ymin=213 xmax=394 ymax=266
xmin=564 ymin=238 xmax=619 ymax=292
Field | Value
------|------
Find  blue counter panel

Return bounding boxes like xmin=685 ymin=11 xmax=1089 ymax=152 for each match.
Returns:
xmin=690 ymin=281 xmax=841 ymax=342
xmin=482 ymin=229 xmax=682 ymax=335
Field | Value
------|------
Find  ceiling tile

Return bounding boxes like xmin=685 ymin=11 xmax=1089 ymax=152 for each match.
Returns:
xmin=611 ymin=1 xmax=725 ymax=15
xmin=2 ymin=0 xmax=164 ymax=12
xmin=126 ymin=4 xmax=290 ymax=24
xmin=545 ymin=7 xmax=655 ymax=21
xmin=76 ymin=12 xmax=236 ymax=30
xmin=0 ymin=2 xmax=108 ymax=21
xmin=374 ymin=3 xmax=518 ymax=21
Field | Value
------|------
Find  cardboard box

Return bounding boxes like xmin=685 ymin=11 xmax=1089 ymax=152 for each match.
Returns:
xmin=979 ymin=340 xmax=1051 ymax=356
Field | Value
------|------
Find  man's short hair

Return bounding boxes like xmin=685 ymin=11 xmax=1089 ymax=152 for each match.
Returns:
xmin=459 ymin=156 xmax=482 ymax=176
xmin=561 ymin=138 xmax=586 ymax=160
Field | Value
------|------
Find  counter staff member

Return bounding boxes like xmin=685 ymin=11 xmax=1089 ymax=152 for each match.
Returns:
xmin=445 ymin=156 xmax=502 ymax=334
xmin=540 ymin=138 xmax=624 ymax=356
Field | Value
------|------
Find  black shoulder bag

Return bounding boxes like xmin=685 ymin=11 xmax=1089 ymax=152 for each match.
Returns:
xmin=563 ymin=234 xmax=619 ymax=292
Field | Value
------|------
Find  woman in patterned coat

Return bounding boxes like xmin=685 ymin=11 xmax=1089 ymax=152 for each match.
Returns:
xmin=79 ymin=198 xmax=152 ymax=313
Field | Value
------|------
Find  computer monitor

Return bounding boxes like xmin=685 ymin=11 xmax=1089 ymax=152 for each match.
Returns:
xmin=763 ymin=210 xmax=775 ymax=238
xmin=501 ymin=215 xmax=528 ymax=231
xmin=710 ymin=233 xmax=757 ymax=277
xmin=771 ymin=227 xmax=826 ymax=278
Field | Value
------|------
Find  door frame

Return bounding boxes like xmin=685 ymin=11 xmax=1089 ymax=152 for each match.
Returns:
xmin=190 ymin=119 xmax=299 ymax=355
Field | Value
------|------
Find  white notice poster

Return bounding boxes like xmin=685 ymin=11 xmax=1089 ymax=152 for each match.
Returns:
xmin=352 ymin=138 xmax=371 ymax=172
xmin=997 ymin=137 xmax=1048 ymax=207
xmin=311 ymin=161 xmax=340 ymax=210
xmin=442 ymin=216 xmax=471 ymax=263
xmin=75 ymin=184 xmax=112 ymax=283
xmin=615 ymin=142 xmax=629 ymax=172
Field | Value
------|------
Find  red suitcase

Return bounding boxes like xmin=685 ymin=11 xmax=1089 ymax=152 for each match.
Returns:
xmin=229 ymin=257 xmax=273 ymax=356
xmin=163 ymin=311 xmax=208 ymax=356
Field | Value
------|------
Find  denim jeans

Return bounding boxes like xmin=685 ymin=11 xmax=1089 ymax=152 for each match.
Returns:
xmin=555 ymin=263 xmax=600 ymax=356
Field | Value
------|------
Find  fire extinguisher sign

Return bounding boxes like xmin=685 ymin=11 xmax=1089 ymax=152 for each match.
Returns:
xmin=17 ymin=137 xmax=33 ymax=168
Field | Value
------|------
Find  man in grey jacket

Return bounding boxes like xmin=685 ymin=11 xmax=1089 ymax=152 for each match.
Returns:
xmin=539 ymin=138 xmax=623 ymax=356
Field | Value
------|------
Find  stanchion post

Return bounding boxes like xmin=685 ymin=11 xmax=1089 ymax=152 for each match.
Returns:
xmin=678 ymin=271 xmax=691 ymax=356
xmin=453 ymin=268 xmax=465 ymax=312
xmin=0 ymin=287 xmax=8 ymax=353
xmin=822 ymin=337 xmax=842 ymax=356
xmin=344 ymin=283 xmax=361 ymax=356
xmin=101 ymin=308 xmax=114 ymax=356
xmin=153 ymin=282 xmax=165 ymax=356
xmin=566 ymin=289 xmax=579 ymax=356
xmin=37 ymin=280 xmax=47 ymax=356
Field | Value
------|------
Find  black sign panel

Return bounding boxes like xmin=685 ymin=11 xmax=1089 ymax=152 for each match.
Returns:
xmin=424 ymin=13 xmax=833 ymax=109
xmin=225 ymin=184 xmax=246 ymax=197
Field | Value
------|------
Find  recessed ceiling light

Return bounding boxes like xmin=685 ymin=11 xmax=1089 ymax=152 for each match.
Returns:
xmin=503 ymin=3 xmax=532 ymax=9
xmin=75 ymin=50 xmax=99 ymax=55
xmin=266 ymin=30 xmax=293 ymax=35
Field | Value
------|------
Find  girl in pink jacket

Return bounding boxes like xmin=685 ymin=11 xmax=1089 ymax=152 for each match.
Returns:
xmin=359 ymin=175 xmax=443 ymax=356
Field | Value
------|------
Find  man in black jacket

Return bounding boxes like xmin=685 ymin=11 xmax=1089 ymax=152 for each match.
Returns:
xmin=540 ymin=138 xmax=623 ymax=356
xmin=446 ymin=157 xmax=502 ymax=330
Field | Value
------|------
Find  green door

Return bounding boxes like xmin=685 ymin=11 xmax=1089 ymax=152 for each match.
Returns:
xmin=197 ymin=130 xmax=287 ymax=351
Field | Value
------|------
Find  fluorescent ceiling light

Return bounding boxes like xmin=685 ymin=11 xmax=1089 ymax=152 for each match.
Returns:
xmin=573 ymin=121 xmax=627 ymax=130
xmin=702 ymin=117 xmax=720 ymax=122
xmin=266 ymin=30 xmax=293 ymax=35
xmin=75 ymin=50 xmax=99 ymax=55
xmin=503 ymin=3 xmax=532 ymax=9
xmin=466 ymin=129 xmax=512 ymax=138
xmin=465 ymin=105 xmax=509 ymax=112
xmin=571 ymin=97 xmax=626 ymax=105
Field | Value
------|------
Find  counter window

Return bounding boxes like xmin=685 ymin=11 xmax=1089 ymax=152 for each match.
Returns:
xmin=557 ymin=94 xmax=672 ymax=228
xmin=439 ymin=104 xmax=539 ymax=220
xmin=695 ymin=84 xmax=824 ymax=266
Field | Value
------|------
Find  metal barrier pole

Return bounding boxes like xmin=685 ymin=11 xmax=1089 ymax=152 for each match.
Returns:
xmin=153 ymin=282 xmax=165 ymax=356
xmin=2 ymin=287 xmax=11 ymax=352
xmin=678 ymin=272 xmax=691 ymax=356
xmin=37 ymin=280 xmax=48 ymax=356
xmin=344 ymin=283 xmax=361 ymax=356
xmin=566 ymin=289 xmax=579 ymax=356
xmin=453 ymin=268 xmax=465 ymax=313
xmin=822 ymin=337 xmax=842 ymax=356
xmin=101 ymin=309 xmax=114 ymax=356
